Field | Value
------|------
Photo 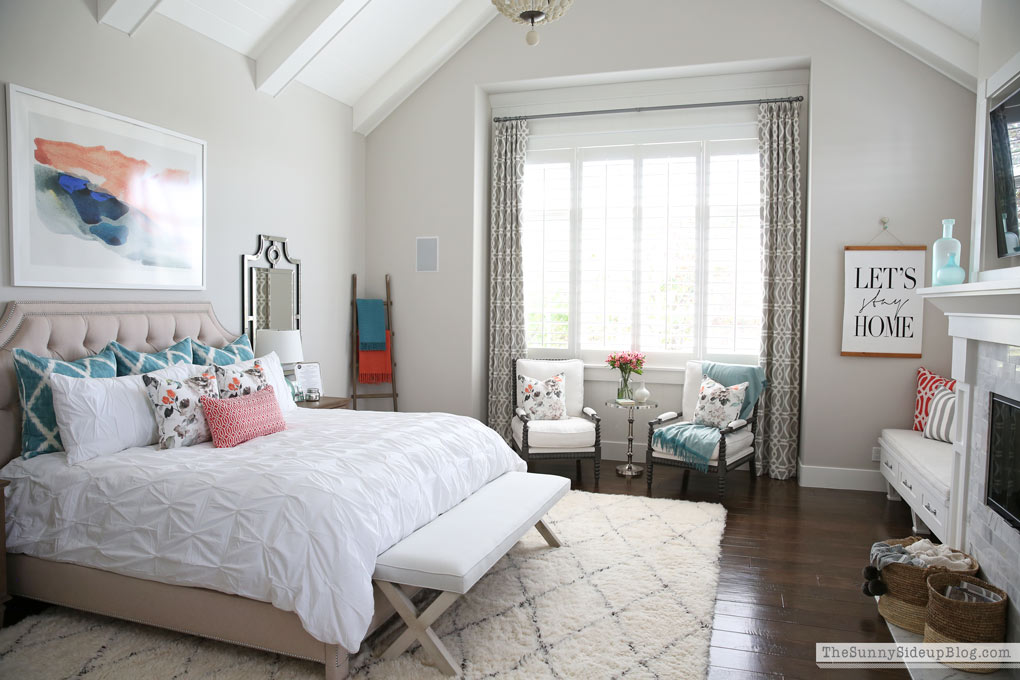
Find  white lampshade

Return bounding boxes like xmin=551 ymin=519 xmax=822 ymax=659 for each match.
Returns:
xmin=255 ymin=329 xmax=304 ymax=364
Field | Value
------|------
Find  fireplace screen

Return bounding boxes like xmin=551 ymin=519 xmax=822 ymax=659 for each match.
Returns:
xmin=986 ymin=392 xmax=1020 ymax=531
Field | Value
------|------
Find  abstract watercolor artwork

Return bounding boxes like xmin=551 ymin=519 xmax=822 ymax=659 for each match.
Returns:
xmin=7 ymin=85 xmax=205 ymax=289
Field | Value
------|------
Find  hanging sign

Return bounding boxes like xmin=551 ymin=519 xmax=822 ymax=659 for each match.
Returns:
xmin=841 ymin=245 xmax=926 ymax=358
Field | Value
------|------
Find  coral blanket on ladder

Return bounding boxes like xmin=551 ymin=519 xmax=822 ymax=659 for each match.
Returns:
xmin=359 ymin=331 xmax=392 ymax=384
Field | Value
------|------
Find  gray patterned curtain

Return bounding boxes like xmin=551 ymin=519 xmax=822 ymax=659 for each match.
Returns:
xmin=487 ymin=120 xmax=529 ymax=440
xmin=756 ymin=101 xmax=803 ymax=480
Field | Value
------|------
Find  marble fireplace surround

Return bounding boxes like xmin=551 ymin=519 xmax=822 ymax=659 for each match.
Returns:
xmin=917 ymin=282 xmax=1020 ymax=643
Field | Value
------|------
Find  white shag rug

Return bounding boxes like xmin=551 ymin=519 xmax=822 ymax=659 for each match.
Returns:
xmin=0 ymin=490 xmax=725 ymax=679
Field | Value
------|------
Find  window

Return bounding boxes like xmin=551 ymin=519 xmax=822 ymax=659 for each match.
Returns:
xmin=522 ymin=128 xmax=762 ymax=367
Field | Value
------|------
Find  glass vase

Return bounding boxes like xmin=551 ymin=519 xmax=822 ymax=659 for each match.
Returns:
xmin=932 ymin=218 xmax=963 ymax=286
xmin=617 ymin=375 xmax=633 ymax=401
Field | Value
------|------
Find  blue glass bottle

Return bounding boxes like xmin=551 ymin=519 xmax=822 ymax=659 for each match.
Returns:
xmin=932 ymin=219 xmax=963 ymax=286
xmin=935 ymin=252 xmax=966 ymax=286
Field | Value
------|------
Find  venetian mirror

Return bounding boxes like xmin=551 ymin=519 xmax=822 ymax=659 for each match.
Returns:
xmin=242 ymin=235 xmax=300 ymax=343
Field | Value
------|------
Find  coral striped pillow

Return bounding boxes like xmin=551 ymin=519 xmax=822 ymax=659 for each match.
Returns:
xmin=914 ymin=367 xmax=956 ymax=431
xmin=201 ymin=386 xmax=286 ymax=448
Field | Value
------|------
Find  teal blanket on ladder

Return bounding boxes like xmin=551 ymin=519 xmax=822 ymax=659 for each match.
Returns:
xmin=356 ymin=299 xmax=387 ymax=351
xmin=651 ymin=363 xmax=768 ymax=471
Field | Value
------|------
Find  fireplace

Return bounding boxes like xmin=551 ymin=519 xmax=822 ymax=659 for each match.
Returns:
xmin=986 ymin=392 xmax=1020 ymax=531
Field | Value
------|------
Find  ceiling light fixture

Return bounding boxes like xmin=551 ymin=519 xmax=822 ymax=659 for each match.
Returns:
xmin=491 ymin=0 xmax=574 ymax=46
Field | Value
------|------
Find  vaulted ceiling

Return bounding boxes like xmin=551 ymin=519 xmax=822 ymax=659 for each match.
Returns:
xmin=97 ymin=0 xmax=981 ymax=135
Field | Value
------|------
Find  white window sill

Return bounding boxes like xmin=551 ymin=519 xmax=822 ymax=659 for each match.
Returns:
xmin=583 ymin=364 xmax=686 ymax=385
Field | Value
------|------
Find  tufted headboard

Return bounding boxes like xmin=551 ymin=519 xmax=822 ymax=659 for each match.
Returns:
xmin=0 ymin=301 xmax=237 ymax=466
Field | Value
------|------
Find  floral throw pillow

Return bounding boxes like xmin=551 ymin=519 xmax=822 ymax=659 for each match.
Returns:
xmin=693 ymin=377 xmax=748 ymax=429
xmin=215 ymin=361 xmax=268 ymax=399
xmin=517 ymin=372 xmax=568 ymax=421
xmin=142 ymin=369 xmax=219 ymax=449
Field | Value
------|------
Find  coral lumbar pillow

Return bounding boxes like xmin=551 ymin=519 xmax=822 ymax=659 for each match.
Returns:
xmin=201 ymin=386 xmax=286 ymax=448
xmin=914 ymin=367 xmax=956 ymax=432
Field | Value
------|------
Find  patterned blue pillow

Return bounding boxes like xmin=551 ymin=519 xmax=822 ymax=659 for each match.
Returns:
xmin=13 ymin=348 xmax=117 ymax=459
xmin=106 ymin=338 xmax=193 ymax=376
xmin=192 ymin=334 xmax=255 ymax=366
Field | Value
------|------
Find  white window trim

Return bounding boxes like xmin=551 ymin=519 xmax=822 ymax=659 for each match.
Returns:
xmin=523 ymin=125 xmax=762 ymax=370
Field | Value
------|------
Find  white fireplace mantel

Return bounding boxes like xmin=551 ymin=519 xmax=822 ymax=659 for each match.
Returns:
xmin=916 ymin=281 xmax=1020 ymax=345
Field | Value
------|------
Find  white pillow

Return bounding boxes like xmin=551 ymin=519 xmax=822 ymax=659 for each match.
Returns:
xmin=51 ymin=362 xmax=209 ymax=465
xmin=230 ymin=352 xmax=297 ymax=414
xmin=692 ymin=376 xmax=748 ymax=429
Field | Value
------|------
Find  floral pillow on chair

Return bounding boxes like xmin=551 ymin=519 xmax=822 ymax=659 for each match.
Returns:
xmin=143 ymin=369 xmax=219 ymax=449
xmin=517 ymin=372 xmax=568 ymax=420
xmin=693 ymin=376 xmax=748 ymax=429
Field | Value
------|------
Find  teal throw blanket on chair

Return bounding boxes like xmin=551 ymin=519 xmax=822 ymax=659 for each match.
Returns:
xmin=651 ymin=422 xmax=721 ymax=472
xmin=356 ymin=299 xmax=387 ymax=351
xmin=703 ymin=361 xmax=767 ymax=420
xmin=652 ymin=362 xmax=768 ymax=471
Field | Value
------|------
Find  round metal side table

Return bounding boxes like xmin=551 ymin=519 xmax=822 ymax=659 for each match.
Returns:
xmin=605 ymin=400 xmax=659 ymax=478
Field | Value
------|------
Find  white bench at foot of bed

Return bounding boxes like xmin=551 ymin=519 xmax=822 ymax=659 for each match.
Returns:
xmin=372 ymin=471 xmax=570 ymax=676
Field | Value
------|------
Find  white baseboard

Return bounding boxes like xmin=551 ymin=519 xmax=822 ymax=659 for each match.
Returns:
xmin=797 ymin=462 xmax=887 ymax=492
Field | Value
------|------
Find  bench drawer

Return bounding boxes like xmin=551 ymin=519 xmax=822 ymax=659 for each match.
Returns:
xmin=879 ymin=448 xmax=897 ymax=484
xmin=919 ymin=491 xmax=948 ymax=540
xmin=898 ymin=464 xmax=921 ymax=504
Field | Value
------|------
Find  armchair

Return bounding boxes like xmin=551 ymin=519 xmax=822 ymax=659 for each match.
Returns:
xmin=511 ymin=358 xmax=601 ymax=484
xmin=645 ymin=361 xmax=762 ymax=498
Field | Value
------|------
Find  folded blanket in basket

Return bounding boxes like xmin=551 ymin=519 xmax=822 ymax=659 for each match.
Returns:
xmin=870 ymin=540 xmax=973 ymax=571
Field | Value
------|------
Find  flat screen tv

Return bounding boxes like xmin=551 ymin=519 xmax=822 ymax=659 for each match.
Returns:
xmin=989 ymin=87 xmax=1020 ymax=259
xmin=986 ymin=392 xmax=1020 ymax=532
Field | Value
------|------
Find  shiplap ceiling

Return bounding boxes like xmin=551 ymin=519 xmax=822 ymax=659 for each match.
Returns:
xmin=99 ymin=0 xmax=982 ymax=135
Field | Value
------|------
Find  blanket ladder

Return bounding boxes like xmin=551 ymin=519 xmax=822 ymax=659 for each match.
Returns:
xmin=350 ymin=274 xmax=398 ymax=411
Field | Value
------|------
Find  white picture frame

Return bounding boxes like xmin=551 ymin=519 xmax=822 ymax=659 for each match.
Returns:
xmin=841 ymin=246 xmax=926 ymax=358
xmin=7 ymin=84 xmax=206 ymax=289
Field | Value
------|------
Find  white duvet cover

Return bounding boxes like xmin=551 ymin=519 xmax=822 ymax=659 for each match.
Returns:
xmin=1 ymin=408 xmax=526 ymax=651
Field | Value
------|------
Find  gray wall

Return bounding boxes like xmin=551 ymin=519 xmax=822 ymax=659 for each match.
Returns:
xmin=363 ymin=0 xmax=975 ymax=481
xmin=978 ymin=0 xmax=1020 ymax=80
xmin=0 ymin=0 xmax=364 ymax=394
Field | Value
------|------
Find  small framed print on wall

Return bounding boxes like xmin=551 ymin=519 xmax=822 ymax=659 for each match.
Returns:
xmin=7 ymin=84 xmax=206 ymax=289
xmin=841 ymin=245 xmax=926 ymax=358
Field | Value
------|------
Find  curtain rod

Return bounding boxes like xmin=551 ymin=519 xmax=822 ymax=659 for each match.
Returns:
xmin=492 ymin=95 xmax=804 ymax=123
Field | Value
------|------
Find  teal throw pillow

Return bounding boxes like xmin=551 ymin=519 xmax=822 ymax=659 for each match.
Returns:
xmin=192 ymin=334 xmax=255 ymax=366
xmin=13 ymin=348 xmax=117 ymax=459
xmin=106 ymin=337 xmax=193 ymax=376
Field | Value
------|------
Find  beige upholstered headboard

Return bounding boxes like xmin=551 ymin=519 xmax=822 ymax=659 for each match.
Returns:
xmin=0 ymin=301 xmax=237 ymax=466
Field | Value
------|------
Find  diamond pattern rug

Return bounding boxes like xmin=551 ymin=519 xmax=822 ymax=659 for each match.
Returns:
xmin=0 ymin=490 xmax=725 ymax=679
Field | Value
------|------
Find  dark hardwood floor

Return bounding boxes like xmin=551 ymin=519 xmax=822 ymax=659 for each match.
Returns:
xmin=533 ymin=457 xmax=915 ymax=680
xmin=4 ymin=458 xmax=915 ymax=679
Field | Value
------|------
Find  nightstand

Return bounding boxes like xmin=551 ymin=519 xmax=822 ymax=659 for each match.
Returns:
xmin=296 ymin=396 xmax=352 ymax=410
xmin=0 ymin=479 xmax=8 ymax=628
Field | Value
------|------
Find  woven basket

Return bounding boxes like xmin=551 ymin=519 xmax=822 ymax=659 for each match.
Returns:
xmin=875 ymin=537 xmax=979 ymax=634
xmin=924 ymin=573 xmax=1008 ymax=673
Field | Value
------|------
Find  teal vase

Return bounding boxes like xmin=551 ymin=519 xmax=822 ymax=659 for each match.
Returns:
xmin=935 ymin=252 xmax=966 ymax=286
xmin=932 ymin=218 xmax=963 ymax=286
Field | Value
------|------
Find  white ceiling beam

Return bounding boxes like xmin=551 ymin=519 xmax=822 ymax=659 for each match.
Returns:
xmin=255 ymin=0 xmax=372 ymax=98
xmin=97 ymin=0 xmax=162 ymax=35
xmin=818 ymin=0 xmax=978 ymax=92
xmin=353 ymin=0 xmax=497 ymax=135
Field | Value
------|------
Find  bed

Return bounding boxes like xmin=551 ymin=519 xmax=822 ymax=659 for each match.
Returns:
xmin=0 ymin=300 xmax=526 ymax=678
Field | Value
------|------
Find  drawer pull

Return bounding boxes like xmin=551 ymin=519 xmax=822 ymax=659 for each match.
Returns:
xmin=883 ymin=460 xmax=893 ymax=470
xmin=901 ymin=479 xmax=913 ymax=491
xmin=924 ymin=502 xmax=938 ymax=517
